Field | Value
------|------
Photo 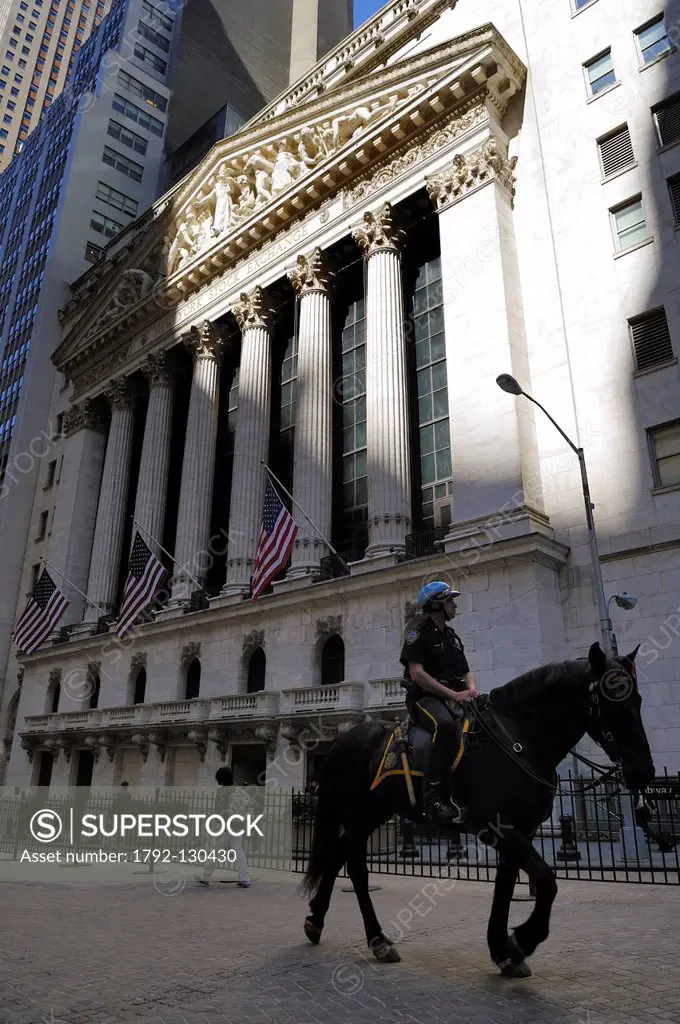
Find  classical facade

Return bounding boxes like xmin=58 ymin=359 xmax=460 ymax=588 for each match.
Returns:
xmin=4 ymin=0 xmax=680 ymax=788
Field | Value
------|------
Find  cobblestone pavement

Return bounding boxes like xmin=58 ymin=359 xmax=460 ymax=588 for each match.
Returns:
xmin=0 ymin=869 xmax=678 ymax=1024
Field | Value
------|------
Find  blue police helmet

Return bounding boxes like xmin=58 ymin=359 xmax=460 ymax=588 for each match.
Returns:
xmin=417 ymin=580 xmax=461 ymax=613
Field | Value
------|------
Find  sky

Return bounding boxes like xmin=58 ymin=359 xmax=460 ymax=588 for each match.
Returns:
xmin=354 ymin=0 xmax=386 ymax=28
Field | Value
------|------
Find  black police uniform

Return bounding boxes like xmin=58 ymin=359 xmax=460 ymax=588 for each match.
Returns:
xmin=399 ymin=616 xmax=471 ymax=807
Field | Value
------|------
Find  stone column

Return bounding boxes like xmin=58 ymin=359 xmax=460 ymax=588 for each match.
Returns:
xmin=133 ymin=352 xmax=174 ymax=549
xmin=169 ymin=322 xmax=224 ymax=605
xmin=47 ymin=401 xmax=107 ymax=624
xmin=222 ymin=286 xmax=276 ymax=598
xmin=426 ymin=136 xmax=542 ymax=532
xmin=84 ymin=379 xmax=135 ymax=621
xmin=352 ymin=203 xmax=411 ymax=557
xmin=286 ymin=249 xmax=333 ymax=578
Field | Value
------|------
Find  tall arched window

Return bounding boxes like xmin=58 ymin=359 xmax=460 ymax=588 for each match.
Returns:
xmin=246 ymin=648 xmax=266 ymax=693
xmin=88 ymin=669 xmax=100 ymax=710
xmin=185 ymin=658 xmax=201 ymax=700
xmin=46 ymin=680 xmax=60 ymax=714
xmin=133 ymin=668 xmax=146 ymax=705
xmin=320 ymin=634 xmax=345 ymax=686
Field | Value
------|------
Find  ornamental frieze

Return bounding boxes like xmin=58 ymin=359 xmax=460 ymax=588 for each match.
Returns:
xmin=346 ymin=102 xmax=487 ymax=206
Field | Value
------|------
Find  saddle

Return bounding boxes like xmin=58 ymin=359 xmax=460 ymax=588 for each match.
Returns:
xmin=370 ymin=704 xmax=477 ymax=797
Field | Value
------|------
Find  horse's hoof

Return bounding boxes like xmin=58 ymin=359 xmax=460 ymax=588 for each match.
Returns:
xmin=304 ymin=917 xmax=322 ymax=945
xmin=369 ymin=936 xmax=401 ymax=963
xmin=496 ymin=934 xmax=531 ymax=977
xmin=500 ymin=960 xmax=532 ymax=978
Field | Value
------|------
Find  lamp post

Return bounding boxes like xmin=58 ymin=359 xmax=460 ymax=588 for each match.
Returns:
xmin=605 ymin=592 xmax=639 ymax=655
xmin=495 ymin=373 xmax=614 ymax=655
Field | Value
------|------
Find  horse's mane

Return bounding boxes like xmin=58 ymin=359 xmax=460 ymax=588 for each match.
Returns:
xmin=491 ymin=658 xmax=591 ymax=711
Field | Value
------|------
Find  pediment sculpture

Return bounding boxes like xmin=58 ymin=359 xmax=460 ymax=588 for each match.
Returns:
xmin=162 ymin=90 xmax=413 ymax=277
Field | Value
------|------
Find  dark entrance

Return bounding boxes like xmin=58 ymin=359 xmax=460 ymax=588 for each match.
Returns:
xmin=74 ymin=750 xmax=95 ymax=787
xmin=36 ymin=752 xmax=54 ymax=788
xmin=230 ymin=744 xmax=267 ymax=785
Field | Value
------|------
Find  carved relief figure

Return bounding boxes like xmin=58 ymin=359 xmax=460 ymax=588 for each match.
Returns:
xmin=98 ymin=268 xmax=154 ymax=327
xmin=196 ymin=164 xmax=238 ymax=236
xmin=247 ymin=140 xmax=302 ymax=198
xmin=236 ymin=174 xmax=258 ymax=216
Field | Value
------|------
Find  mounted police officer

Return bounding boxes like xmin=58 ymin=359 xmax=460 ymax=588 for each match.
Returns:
xmin=399 ymin=581 xmax=479 ymax=827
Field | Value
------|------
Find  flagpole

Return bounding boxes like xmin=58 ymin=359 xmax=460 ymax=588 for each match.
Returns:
xmin=259 ymin=461 xmax=350 ymax=574
xmin=42 ymin=559 xmax=108 ymax=617
xmin=132 ymin=517 xmax=204 ymax=590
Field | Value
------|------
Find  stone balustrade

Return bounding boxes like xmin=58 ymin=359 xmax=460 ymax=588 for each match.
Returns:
xmin=279 ymin=682 xmax=365 ymax=715
xmin=22 ymin=680 xmax=403 ymax=741
xmin=366 ymin=677 xmax=406 ymax=707
xmin=209 ymin=692 xmax=280 ymax=719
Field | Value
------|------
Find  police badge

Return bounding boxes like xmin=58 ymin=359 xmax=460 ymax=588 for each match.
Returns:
xmin=405 ymin=630 xmax=419 ymax=644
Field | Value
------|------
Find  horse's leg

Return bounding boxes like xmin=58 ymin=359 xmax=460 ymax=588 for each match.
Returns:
xmin=305 ymin=839 xmax=347 ymax=944
xmin=491 ymin=828 xmax=558 ymax=977
xmin=344 ymin=831 xmax=400 ymax=963
xmin=487 ymin=857 xmax=519 ymax=967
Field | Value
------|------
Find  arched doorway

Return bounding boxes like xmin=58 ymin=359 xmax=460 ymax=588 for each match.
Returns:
xmin=320 ymin=634 xmax=345 ymax=686
xmin=246 ymin=648 xmax=266 ymax=693
xmin=88 ymin=669 xmax=100 ymax=710
xmin=132 ymin=668 xmax=146 ymax=705
xmin=46 ymin=680 xmax=61 ymax=714
xmin=185 ymin=658 xmax=201 ymax=700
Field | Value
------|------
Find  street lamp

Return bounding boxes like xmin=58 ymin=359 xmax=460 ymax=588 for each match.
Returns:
xmin=606 ymin=592 xmax=638 ymax=655
xmin=495 ymin=373 xmax=615 ymax=655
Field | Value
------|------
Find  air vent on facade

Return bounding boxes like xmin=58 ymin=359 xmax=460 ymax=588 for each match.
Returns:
xmin=598 ymin=125 xmax=634 ymax=177
xmin=668 ymin=173 xmax=680 ymax=223
xmin=629 ymin=308 xmax=674 ymax=371
xmin=653 ymin=93 xmax=680 ymax=147
xmin=84 ymin=240 xmax=105 ymax=264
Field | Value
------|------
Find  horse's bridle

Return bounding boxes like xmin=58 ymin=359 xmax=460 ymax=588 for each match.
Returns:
xmin=587 ymin=676 xmax=622 ymax=767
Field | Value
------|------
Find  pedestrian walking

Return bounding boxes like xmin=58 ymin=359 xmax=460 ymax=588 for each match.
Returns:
xmin=195 ymin=767 xmax=252 ymax=888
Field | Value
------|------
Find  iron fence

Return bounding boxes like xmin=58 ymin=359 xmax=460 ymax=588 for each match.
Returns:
xmin=291 ymin=771 xmax=680 ymax=885
xmin=1 ymin=774 xmax=677 ymax=884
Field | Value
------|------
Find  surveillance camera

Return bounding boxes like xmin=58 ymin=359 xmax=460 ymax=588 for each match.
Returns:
xmin=614 ymin=593 xmax=638 ymax=611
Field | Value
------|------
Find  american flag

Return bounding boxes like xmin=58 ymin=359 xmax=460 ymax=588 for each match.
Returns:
xmin=13 ymin=569 xmax=69 ymax=655
xmin=251 ymin=480 xmax=298 ymax=601
xmin=116 ymin=532 xmax=168 ymax=638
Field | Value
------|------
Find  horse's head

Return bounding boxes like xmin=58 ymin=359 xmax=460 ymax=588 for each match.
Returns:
xmin=587 ymin=642 xmax=656 ymax=792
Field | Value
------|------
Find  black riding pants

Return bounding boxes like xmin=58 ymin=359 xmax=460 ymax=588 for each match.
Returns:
xmin=412 ymin=694 xmax=460 ymax=788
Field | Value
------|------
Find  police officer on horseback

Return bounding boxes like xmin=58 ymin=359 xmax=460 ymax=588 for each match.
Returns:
xmin=400 ymin=581 xmax=479 ymax=827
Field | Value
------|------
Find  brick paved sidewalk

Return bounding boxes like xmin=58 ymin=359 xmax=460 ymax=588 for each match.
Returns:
xmin=0 ymin=869 xmax=678 ymax=1024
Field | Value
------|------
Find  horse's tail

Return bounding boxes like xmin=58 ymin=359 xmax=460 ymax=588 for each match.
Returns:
xmin=300 ymin=782 xmax=340 ymax=899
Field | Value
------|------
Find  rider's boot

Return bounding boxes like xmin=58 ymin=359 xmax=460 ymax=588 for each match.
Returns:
xmin=424 ymin=782 xmax=465 ymax=827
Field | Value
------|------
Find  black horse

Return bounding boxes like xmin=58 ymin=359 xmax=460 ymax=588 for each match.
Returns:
xmin=301 ymin=642 xmax=655 ymax=977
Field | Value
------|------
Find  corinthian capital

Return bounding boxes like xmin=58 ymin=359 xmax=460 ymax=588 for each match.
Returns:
xmin=141 ymin=351 xmax=174 ymax=388
xmin=183 ymin=320 xmax=225 ymax=362
xmin=104 ymin=377 xmax=133 ymax=410
xmin=352 ymin=203 xmax=404 ymax=256
xmin=231 ymin=286 xmax=277 ymax=332
xmin=288 ymin=248 xmax=334 ymax=295
xmin=427 ymin=137 xmax=517 ymax=211
xmin=63 ymin=399 xmax=106 ymax=437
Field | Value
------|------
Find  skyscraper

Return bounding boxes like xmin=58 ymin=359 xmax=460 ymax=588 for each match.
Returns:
xmin=0 ymin=0 xmax=115 ymax=172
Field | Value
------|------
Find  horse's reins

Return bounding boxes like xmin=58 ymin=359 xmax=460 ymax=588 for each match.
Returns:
xmin=466 ymin=672 xmax=626 ymax=798
xmin=469 ymin=682 xmax=673 ymax=850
